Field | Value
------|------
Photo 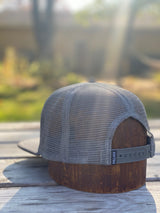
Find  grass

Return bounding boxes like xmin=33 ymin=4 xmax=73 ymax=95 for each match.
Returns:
xmin=0 ymin=86 xmax=52 ymax=121
xmin=0 ymin=46 xmax=160 ymax=121
xmin=142 ymin=99 xmax=160 ymax=118
xmin=0 ymin=76 xmax=160 ymax=121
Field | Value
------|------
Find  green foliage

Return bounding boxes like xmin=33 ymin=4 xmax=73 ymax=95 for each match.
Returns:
xmin=0 ymin=47 xmax=86 ymax=121
xmin=0 ymin=47 xmax=84 ymax=90
xmin=61 ymin=72 xmax=85 ymax=85
xmin=142 ymin=99 xmax=160 ymax=118
xmin=0 ymin=47 xmax=39 ymax=89
xmin=0 ymin=47 xmax=160 ymax=121
xmin=0 ymin=87 xmax=51 ymax=121
xmin=152 ymin=71 xmax=160 ymax=84
xmin=35 ymin=59 xmax=67 ymax=89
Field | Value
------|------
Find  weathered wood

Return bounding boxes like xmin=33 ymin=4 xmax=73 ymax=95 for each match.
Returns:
xmin=151 ymin=129 xmax=160 ymax=140
xmin=148 ymin=119 xmax=160 ymax=129
xmin=0 ymin=155 xmax=159 ymax=188
xmin=0 ymin=130 xmax=39 ymax=142
xmin=0 ymin=158 xmax=56 ymax=187
xmin=0 ymin=182 xmax=159 ymax=213
xmin=0 ymin=122 xmax=40 ymax=131
xmin=0 ymin=130 xmax=39 ymax=158
xmin=0 ymin=154 xmax=159 ymax=187
xmin=49 ymin=118 xmax=148 ymax=193
xmin=0 ymin=143 xmax=34 ymax=158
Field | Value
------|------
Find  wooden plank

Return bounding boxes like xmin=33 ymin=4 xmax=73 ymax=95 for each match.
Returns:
xmin=0 ymin=182 xmax=159 ymax=213
xmin=0 ymin=143 xmax=36 ymax=158
xmin=0 ymin=130 xmax=39 ymax=158
xmin=151 ymin=129 xmax=160 ymax=140
xmin=0 ymin=122 xmax=40 ymax=131
xmin=0 ymin=140 xmax=39 ymax=158
xmin=147 ymin=155 xmax=160 ymax=180
xmin=148 ymin=119 xmax=160 ymax=128
xmin=0 ymin=158 xmax=57 ymax=187
xmin=0 ymin=130 xmax=39 ymax=142
xmin=0 ymin=155 xmax=160 ymax=187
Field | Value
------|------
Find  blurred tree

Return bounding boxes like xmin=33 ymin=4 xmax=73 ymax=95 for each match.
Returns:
xmin=75 ymin=0 xmax=160 ymax=83
xmin=76 ymin=0 xmax=160 ymax=25
xmin=114 ymin=0 xmax=160 ymax=81
xmin=31 ymin=0 xmax=55 ymax=59
xmin=75 ymin=0 xmax=118 ymax=25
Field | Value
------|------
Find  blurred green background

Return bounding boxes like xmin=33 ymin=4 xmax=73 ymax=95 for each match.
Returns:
xmin=0 ymin=0 xmax=160 ymax=121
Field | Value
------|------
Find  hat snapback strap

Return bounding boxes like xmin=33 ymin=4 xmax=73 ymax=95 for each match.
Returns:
xmin=111 ymin=136 xmax=155 ymax=165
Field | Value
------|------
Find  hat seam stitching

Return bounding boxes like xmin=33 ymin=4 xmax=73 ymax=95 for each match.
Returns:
xmin=61 ymin=83 xmax=88 ymax=162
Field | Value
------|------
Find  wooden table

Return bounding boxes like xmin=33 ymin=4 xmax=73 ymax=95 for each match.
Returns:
xmin=0 ymin=120 xmax=160 ymax=213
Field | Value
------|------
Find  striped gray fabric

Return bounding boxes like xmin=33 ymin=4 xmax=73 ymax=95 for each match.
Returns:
xmin=38 ymin=82 xmax=150 ymax=165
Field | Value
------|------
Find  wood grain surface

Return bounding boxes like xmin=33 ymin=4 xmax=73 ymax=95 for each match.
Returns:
xmin=0 ymin=182 xmax=159 ymax=213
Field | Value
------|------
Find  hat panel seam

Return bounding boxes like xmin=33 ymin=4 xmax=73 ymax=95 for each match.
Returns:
xmin=61 ymin=83 xmax=88 ymax=162
xmin=94 ymin=83 xmax=133 ymax=164
xmin=39 ymin=91 xmax=69 ymax=156
xmin=95 ymin=83 xmax=132 ymax=111
xmin=39 ymin=84 xmax=80 ymax=157
xmin=94 ymin=83 xmax=149 ymax=164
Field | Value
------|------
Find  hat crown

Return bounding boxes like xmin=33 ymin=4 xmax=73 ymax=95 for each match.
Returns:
xmin=39 ymin=82 xmax=149 ymax=165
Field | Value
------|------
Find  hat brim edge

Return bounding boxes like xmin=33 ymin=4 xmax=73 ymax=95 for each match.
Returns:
xmin=17 ymin=138 xmax=40 ymax=156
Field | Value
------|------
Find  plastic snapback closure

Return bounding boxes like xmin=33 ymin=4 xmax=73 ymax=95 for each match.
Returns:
xmin=111 ymin=135 xmax=155 ymax=165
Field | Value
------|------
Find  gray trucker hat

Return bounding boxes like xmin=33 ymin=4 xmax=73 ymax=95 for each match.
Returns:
xmin=18 ymin=82 xmax=155 ymax=165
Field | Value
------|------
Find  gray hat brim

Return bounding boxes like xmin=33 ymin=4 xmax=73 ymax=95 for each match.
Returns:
xmin=18 ymin=137 xmax=40 ymax=156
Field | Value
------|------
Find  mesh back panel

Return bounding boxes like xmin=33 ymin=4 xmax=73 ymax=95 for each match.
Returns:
xmin=97 ymin=83 xmax=149 ymax=130
xmin=39 ymin=82 xmax=149 ymax=165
